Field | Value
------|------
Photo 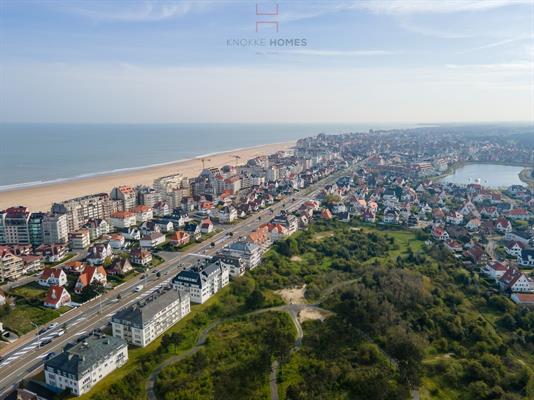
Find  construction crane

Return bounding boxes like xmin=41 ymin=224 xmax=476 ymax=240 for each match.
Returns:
xmin=200 ymin=158 xmax=211 ymax=170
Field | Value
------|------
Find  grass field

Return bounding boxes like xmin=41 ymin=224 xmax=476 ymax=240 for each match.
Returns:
xmin=1 ymin=303 xmax=68 ymax=335
xmin=9 ymin=282 xmax=49 ymax=300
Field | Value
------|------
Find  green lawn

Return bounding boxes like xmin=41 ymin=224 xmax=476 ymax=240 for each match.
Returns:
xmin=9 ymin=282 xmax=49 ymax=300
xmin=0 ymin=303 xmax=66 ymax=335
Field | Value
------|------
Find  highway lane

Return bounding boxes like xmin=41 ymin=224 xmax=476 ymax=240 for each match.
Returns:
xmin=0 ymin=168 xmax=345 ymax=395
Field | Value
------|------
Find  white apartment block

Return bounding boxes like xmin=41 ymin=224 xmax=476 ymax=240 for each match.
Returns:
xmin=112 ymin=287 xmax=190 ymax=347
xmin=172 ymin=261 xmax=229 ymax=303
xmin=44 ymin=335 xmax=128 ymax=397
xmin=43 ymin=213 xmax=69 ymax=244
xmin=52 ymin=193 xmax=112 ymax=232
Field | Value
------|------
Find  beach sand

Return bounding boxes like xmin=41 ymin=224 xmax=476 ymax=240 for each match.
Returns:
xmin=0 ymin=141 xmax=295 ymax=212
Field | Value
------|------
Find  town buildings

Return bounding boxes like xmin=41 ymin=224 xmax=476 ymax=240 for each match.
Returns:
xmin=111 ymin=287 xmax=190 ymax=347
xmin=172 ymin=260 xmax=229 ymax=303
xmin=44 ymin=335 xmax=128 ymax=396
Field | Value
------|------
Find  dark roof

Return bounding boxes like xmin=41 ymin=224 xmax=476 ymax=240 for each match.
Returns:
xmin=44 ymin=335 xmax=127 ymax=377
xmin=112 ymin=287 xmax=187 ymax=328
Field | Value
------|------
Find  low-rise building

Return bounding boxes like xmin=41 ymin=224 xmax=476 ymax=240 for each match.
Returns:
xmin=218 ymin=241 xmax=261 ymax=270
xmin=132 ymin=205 xmax=154 ymax=223
xmin=86 ymin=243 xmax=113 ymax=265
xmin=0 ymin=246 xmax=24 ymax=282
xmin=130 ymin=249 xmax=152 ymax=266
xmin=44 ymin=285 xmax=71 ymax=309
xmin=39 ymin=267 xmax=67 ymax=287
xmin=172 ymin=260 xmax=229 ymax=303
xmin=168 ymin=231 xmax=190 ymax=247
xmin=518 ymin=249 xmax=534 ymax=267
xmin=44 ymin=335 xmax=128 ymax=396
xmin=74 ymin=265 xmax=107 ymax=294
xmin=140 ymin=232 xmax=166 ymax=249
xmin=111 ymin=287 xmax=190 ymax=347
xmin=110 ymin=212 xmax=137 ymax=229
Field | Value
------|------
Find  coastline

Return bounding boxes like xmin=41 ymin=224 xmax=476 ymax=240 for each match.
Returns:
xmin=0 ymin=141 xmax=295 ymax=212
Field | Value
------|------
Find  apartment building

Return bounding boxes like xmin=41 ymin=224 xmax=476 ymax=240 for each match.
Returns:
xmin=28 ymin=212 xmax=45 ymax=246
xmin=69 ymin=229 xmax=91 ymax=250
xmin=172 ymin=260 xmax=229 ymax=303
xmin=110 ymin=186 xmax=136 ymax=211
xmin=44 ymin=335 xmax=128 ymax=396
xmin=0 ymin=246 xmax=25 ymax=282
xmin=42 ymin=213 xmax=69 ymax=244
xmin=111 ymin=287 xmax=190 ymax=347
xmin=0 ymin=206 xmax=31 ymax=244
xmin=217 ymin=241 xmax=262 ymax=270
xmin=110 ymin=211 xmax=137 ymax=229
xmin=52 ymin=193 xmax=112 ymax=232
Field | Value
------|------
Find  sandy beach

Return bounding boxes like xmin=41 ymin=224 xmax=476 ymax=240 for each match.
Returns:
xmin=0 ymin=141 xmax=295 ymax=212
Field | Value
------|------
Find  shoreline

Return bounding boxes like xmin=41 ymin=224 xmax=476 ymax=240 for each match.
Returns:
xmin=519 ymin=167 xmax=534 ymax=188
xmin=0 ymin=141 xmax=295 ymax=212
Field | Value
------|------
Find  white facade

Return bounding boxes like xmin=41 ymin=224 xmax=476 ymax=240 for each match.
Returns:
xmin=112 ymin=289 xmax=190 ymax=347
xmin=42 ymin=213 xmax=69 ymax=244
xmin=172 ymin=262 xmax=229 ymax=303
xmin=44 ymin=336 xmax=128 ymax=396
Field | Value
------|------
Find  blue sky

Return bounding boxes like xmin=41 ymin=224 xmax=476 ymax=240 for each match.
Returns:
xmin=0 ymin=0 xmax=532 ymax=123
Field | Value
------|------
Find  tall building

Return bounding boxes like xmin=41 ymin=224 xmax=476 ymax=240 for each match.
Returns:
xmin=52 ymin=194 xmax=111 ymax=232
xmin=110 ymin=186 xmax=136 ymax=211
xmin=44 ymin=334 xmax=128 ymax=396
xmin=0 ymin=206 xmax=31 ymax=244
xmin=42 ymin=213 xmax=69 ymax=244
xmin=111 ymin=287 xmax=190 ymax=347
xmin=28 ymin=212 xmax=45 ymax=247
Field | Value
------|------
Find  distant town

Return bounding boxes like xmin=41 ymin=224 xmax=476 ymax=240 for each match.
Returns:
xmin=0 ymin=128 xmax=533 ymax=399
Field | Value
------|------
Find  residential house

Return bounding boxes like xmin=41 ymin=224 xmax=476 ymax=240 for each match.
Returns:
xmin=132 ymin=205 xmax=154 ymax=223
xmin=219 ymin=206 xmax=237 ymax=224
xmin=482 ymin=261 xmax=509 ymax=281
xmin=43 ymin=285 xmax=71 ymax=309
xmin=499 ymin=267 xmax=534 ymax=293
xmin=106 ymin=258 xmax=133 ymax=276
xmin=74 ymin=265 xmax=107 ymax=294
xmin=518 ymin=249 xmax=534 ymax=267
xmin=432 ymin=226 xmax=449 ymax=241
xmin=38 ymin=267 xmax=67 ymax=287
xmin=184 ymin=223 xmax=201 ymax=241
xmin=86 ymin=243 xmax=113 ymax=265
xmin=168 ymin=231 xmax=190 ymax=247
xmin=511 ymin=293 xmax=534 ymax=305
xmin=130 ymin=249 xmax=152 ymax=266
xmin=200 ymin=219 xmax=214 ymax=234
xmin=140 ymin=232 xmax=166 ymax=249
xmin=496 ymin=218 xmax=513 ymax=234
xmin=109 ymin=234 xmax=125 ymax=250
xmin=34 ymin=243 xmax=68 ymax=263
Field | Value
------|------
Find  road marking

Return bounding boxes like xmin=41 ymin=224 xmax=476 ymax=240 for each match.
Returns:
xmin=36 ymin=354 xmax=48 ymax=359
xmin=106 ymin=313 xmax=114 ymax=317
xmin=74 ymin=331 xmax=86 ymax=336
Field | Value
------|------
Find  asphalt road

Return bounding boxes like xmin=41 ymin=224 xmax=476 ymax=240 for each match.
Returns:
xmin=0 ymin=168 xmax=348 ymax=396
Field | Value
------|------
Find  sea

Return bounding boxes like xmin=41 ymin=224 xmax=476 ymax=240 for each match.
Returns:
xmin=0 ymin=123 xmax=419 ymax=191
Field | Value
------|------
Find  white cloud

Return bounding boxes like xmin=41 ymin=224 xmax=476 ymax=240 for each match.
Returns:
xmin=1 ymin=62 xmax=531 ymax=124
xmin=69 ymin=0 xmax=214 ymax=22
xmin=348 ymin=0 xmax=532 ymax=15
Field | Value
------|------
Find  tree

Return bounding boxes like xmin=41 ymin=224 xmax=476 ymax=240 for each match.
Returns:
xmin=245 ymin=288 xmax=265 ymax=310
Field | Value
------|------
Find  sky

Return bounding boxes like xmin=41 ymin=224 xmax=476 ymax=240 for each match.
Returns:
xmin=0 ymin=0 xmax=533 ymax=124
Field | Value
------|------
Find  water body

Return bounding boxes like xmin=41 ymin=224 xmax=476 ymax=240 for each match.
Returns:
xmin=0 ymin=123 xmax=421 ymax=191
xmin=441 ymin=163 xmax=525 ymax=188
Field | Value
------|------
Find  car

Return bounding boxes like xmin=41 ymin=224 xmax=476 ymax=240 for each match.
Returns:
xmin=38 ymin=328 xmax=47 ymax=335
xmin=44 ymin=352 xmax=56 ymax=361
xmin=40 ymin=339 xmax=52 ymax=346
xmin=134 ymin=284 xmax=144 ymax=292
xmin=55 ymin=329 xmax=65 ymax=337
xmin=48 ymin=322 xmax=59 ymax=329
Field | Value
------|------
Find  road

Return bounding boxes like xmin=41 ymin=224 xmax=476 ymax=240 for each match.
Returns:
xmin=0 ymin=167 xmax=348 ymax=396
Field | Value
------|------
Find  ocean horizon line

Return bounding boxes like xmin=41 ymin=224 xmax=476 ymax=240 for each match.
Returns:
xmin=0 ymin=141 xmax=295 ymax=193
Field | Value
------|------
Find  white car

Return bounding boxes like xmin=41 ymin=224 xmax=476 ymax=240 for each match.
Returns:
xmin=55 ymin=329 xmax=65 ymax=337
xmin=134 ymin=285 xmax=144 ymax=292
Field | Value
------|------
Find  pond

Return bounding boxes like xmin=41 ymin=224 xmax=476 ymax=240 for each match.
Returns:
xmin=441 ymin=163 xmax=525 ymax=188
